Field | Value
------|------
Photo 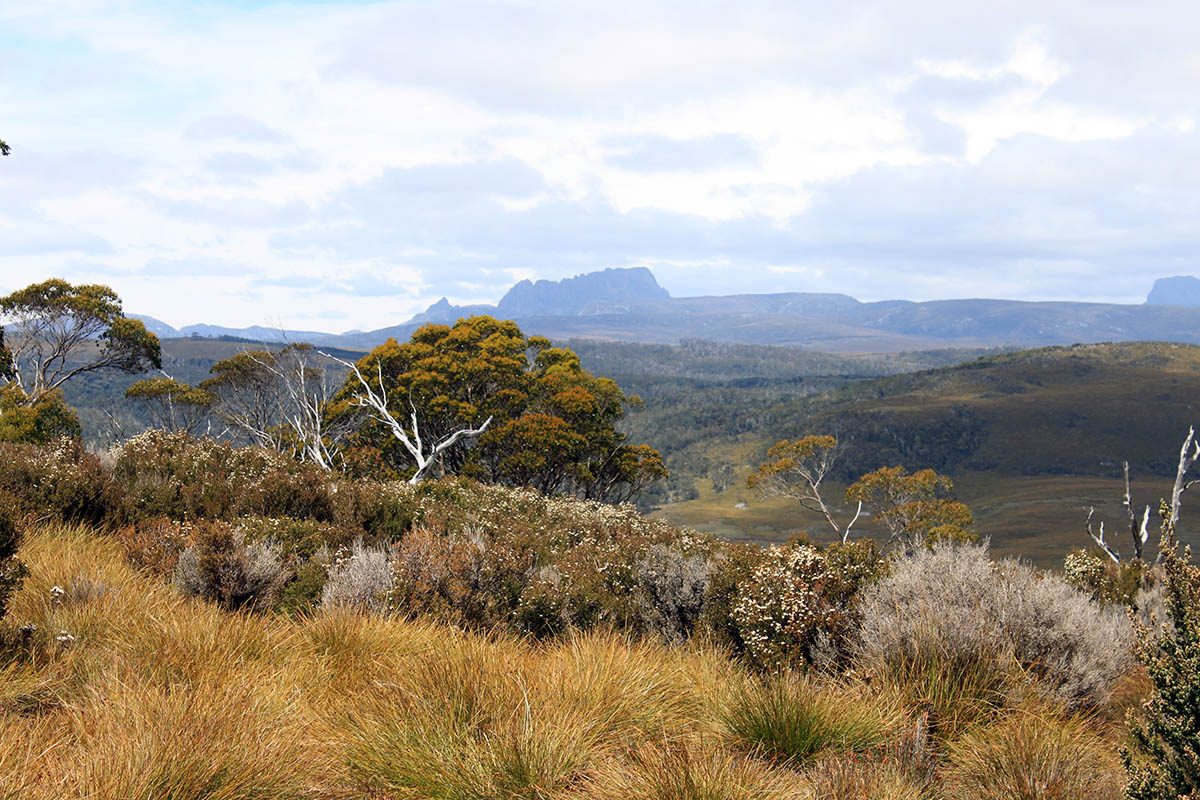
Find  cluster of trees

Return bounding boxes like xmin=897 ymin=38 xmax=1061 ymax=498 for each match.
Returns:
xmin=748 ymin=433 xmax=975 ymax=550
xmin=0 ymin=279 xmax=665 ymax=504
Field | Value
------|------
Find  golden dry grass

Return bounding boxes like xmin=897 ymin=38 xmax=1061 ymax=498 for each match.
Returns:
xmin=0 ymin=523 xmax=1138 ymax=799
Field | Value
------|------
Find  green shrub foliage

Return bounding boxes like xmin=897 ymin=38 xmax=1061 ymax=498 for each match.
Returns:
xmin=0 ymin=495 xmax=28 ymax=620
xmin=1124 ymin=510 xmax=1200 ymax=799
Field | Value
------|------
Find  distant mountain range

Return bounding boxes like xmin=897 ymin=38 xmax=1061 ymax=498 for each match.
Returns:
xmin=134 ymin=268 xmax=1200 ymax=353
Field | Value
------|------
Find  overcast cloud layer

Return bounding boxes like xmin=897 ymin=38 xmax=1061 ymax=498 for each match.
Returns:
xmin=2 ymin=0 xmax=1198 ymax=330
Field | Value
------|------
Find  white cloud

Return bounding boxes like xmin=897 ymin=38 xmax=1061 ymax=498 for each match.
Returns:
xmin=2 ymin=0 xmax=1199 ymax=328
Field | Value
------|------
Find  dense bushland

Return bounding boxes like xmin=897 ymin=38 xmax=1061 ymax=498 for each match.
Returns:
xmin=0 ymin=432 xmax=1180 ymax=797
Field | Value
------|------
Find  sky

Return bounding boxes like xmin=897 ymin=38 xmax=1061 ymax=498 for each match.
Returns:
xmin=2 ymin=0 xmax=1199 ymax=331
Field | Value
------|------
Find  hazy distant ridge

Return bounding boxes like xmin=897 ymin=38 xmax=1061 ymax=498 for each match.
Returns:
xmin=136 ymin=267 xmax=1200 ymax=353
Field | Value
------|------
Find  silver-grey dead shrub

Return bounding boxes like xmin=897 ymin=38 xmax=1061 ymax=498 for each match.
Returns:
xmin=174 ymin=533 xmax=289 ymax=612
xmin=321 ymin=538 xmax=395 ymax=614
xmin=635 ymin=544 xmax=712 ymax=643
xmin=855 ymin=542 xmax=1134 ymax=709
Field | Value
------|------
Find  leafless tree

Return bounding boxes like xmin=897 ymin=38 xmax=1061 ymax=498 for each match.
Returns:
xmin=322 ymin=351 xmax=491 ymax=484
xmin=204 ymin=344 xmax=355 ymax=470
xmin=1086 ymin=426 xmax=1200 ymax=564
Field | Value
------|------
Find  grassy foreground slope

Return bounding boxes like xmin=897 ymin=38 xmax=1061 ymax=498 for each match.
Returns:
xmin=1 ymin=523 xmax=1132 ymax=799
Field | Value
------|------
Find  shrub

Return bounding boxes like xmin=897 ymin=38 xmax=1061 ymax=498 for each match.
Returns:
xmin=233 ymin=515 xmax=360 ymax=559
xmin=698 ymin=542 xmax=766 ymax=653
xmin=855 ymin=543 xmax=1133 ymax=712
xmin=943 ymin=711 xmax=1123 ymax=800
xmin=390 ymin=525 xmax=499 ymax=626
xmin=634 ymin=544 xmax=712 ymax=643
xmin=329 ymin=479 xmax=416 ymax=540
xmin=113 ymin=430 xmax=335 ymax=523
xmin=173 ymin=521 xmax=290 ymax=612
xmin=719 ymin=672 xmax=899 ymax=766
xmin=0 ymin=437 xmax=117 ymax=525
xmin=115 ymin=517 xmax=192 ymax=575
xmin=730 ymin=539 xmax=886 ymax=670
xmin=0 ymin=498 xmax=27 ymax=620
xmin=1064 ymin=548 xmax=1146 ymax=607
xmin=321 ymin=540 xmax=395 ymax=614
xmin=275 ymin=551 xmax=331 ymax=616
xmin=1124 ymin=515 xmax=1200 ymax=799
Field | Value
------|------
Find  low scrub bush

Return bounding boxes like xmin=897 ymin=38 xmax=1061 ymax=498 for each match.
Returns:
xmin=1064 ymin=548 xmax=1146 ymax=606
xmin=173 ymin=521 xmax=290 ymax=612
xmin=635 ymin=544 xmax=712 ymax=643
xmin=729 ymin=539 xmax=886 ymax=670
xmin=321 ymin=540 xmax=394 ymax=614
xmin=233 ymin=515 xmax=359 ymax=559
xmin=0 ymin=499 xmax=28 ymax=621
xmin=115 ymin=517 xmax=192 ymax=575
xmin=0 ymin=438 xmax=116 ymax=525
xmin=1124 ymin=518 xmax=1200 ymax=799
xmin=855 ymin=543 xmax=1133 ymax=712
xmin=113 ymin=430 xmax=335 ymax=523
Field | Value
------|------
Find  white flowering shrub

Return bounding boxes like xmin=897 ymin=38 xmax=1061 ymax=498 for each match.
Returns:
xmin=0 ymin=437 xmax=115 ymax=524
xmin=731 ymin=540 xmax=887 ymax=671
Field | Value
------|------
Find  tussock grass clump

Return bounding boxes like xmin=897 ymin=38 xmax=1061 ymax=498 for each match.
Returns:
xmin=580 ymin=741 xmax=810 ymax=800
xmin=718 ymin=672 xmax=901 ymax=765
xmin=803 ymin=754 xmax=927 ymax=800
xmin=58 ymin=674 xmax=328 ymax=800
xmin=941 ymin=709 xmax=1124 ymax=800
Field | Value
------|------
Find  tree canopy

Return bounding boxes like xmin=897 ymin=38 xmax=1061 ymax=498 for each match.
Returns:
xmin=333 ymin=315 xmax=666 ymax=501
xmin=750 ymin=434 xmax=974 ymax=548
xmin=0 ymin=279 xmax=161 ymax=405
xmin=845 ymin=465 xmax=974 ymax=549
xmin=125 ymin=376 xmax=216 ymax=435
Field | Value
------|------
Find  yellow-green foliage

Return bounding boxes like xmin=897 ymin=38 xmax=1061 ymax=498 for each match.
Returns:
xmin=0 ymin=385 xmax=80 ymax=444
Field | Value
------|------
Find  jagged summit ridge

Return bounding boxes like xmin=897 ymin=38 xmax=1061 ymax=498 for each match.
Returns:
xmin=1146 ymin=276 xmax=1200 ymax=306
xmin=497 ymin=267 xmax=670 ymax=317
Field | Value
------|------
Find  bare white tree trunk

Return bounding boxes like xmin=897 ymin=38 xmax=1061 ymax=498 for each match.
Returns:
xmin=322 ymin=352 xmax=492 ymax=483
xmin=1171 ymin=426 xmax=1199 ymax=527
xmin=232 ymin=346 xmax=353 ymax=471
xmin=1085 ymin=506 xmax=1121 ymax=563
xmin=1122 ymin=461 xmax=1151 ymax=561
xmin=1090 ymin=428 xmax=1200 ymax=565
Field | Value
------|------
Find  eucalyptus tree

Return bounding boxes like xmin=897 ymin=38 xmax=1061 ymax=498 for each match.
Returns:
xmin=0 ymin=279 xmax=161 ymax=405
xmin=331 ymin=315 xmax=666 ymax=499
